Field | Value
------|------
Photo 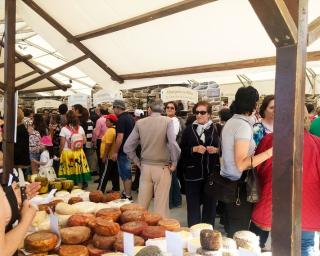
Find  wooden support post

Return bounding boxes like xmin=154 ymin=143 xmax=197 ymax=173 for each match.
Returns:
xmin=2 ymin=0 xmax=16 ymax=184
xmin=272 ymin=1 xmax=308 ymax=255
xmin=15 ymin=70 xmax=37 ymax=81
xmin=16 ymin=55 xmax=88 ymax=90
xmin=0 ymin=54 xmax=32 ymax=68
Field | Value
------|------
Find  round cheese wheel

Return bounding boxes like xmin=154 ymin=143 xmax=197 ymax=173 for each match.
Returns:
xmin=67 ymin=213 xmax=96 ymax=228
xmin=120 ymin=210 xmax=145 ymax=223
xmin=94 ymin=217 xmax=120 ymax=236
xmin=60 ymin=226 xmax=91 ymax=245
xmin=141 ymin=226 xmax=166 ymax=240
xmin=70 ymin=188 xmax=85 ymax=196
xmin=190 ymin=223 xmax=213 ymax=238
xmin=87 ymin=243 xmax=110 ymax=256
xmin=187 ymin=237 xmax=201 ymax=254
xmin=120 ymin=203 xmax=145 ymax=212
xmin=68 ymin=197 xmax=83 ymax=205
xmin=135 ymin=245 xmax=162 ymax=256
xmin=200 ymin=229 xmax=222 ymax=251
xmin=158 ymin=218 xmax=180 ymax=231
xmin=89 ymin=191 xmax=104 ymax=203
xmin=92 ymin=234 xmax=117 ymax=250
xmin=55 ymin=190 xmax=70 ymax=198
xmin=73 ymin=202 xmax=97 ymax=214
xmin=32 ymin=211 xmax=48 ymax=228
xmin=59 ymin=245 xmax=89 ymax=256
xmin=114 ymin=234 xmax=144 ymax=252
xmin=143 ymin=212 xmax=162 ymax=226
xmin=101 ymin=192 xmax=121 ymax=203
xmin=57 ymin=214 xmax=71 ymax=227
xmin=24 ymin=231 xmax=58 ymax=253
xmin=121 ymin=221 xmax=148 ymax=235
xmin=55 ymin=202 xmax=77 ymax=215
xmin=178 ymin=230 xmax=192 ymax=249
xmin=96 ymin=208 xmax=121 ymax=222
xmin=145 ymin=238 xmax=167 ymax=252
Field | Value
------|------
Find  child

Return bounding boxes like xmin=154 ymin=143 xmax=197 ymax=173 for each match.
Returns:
xmin=32 ymin=136 xmax=56 ymax=181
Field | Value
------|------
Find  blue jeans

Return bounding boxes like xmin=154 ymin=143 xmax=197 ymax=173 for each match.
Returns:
xmin=169 ymin=171 xmax=182 ymax=208
xmin=117 ymin=152 xmax=132 ymax=180
xmin=301 ymin=231 xmax=315 ymax=256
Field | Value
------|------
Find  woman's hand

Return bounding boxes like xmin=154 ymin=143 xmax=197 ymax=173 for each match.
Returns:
xmin=20 ymin=200 xmax=37 ymax=224
xmin=206 ymin=146 xmax=219 ymax=154
xmin=26 ymin=182 xmax=41 ymax=199
xmin=193 ymin=145 xmax=207 ymax=154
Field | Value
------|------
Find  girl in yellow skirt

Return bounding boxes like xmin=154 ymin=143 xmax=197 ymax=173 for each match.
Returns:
xmin=59 ymin=110 xmax=91 ymax=188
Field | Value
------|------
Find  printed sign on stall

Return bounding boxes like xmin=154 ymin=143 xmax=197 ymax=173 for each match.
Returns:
xmin=93 ymin=89 xmax=123 ymax=106
xmin=68 ymin=93 xmax=89 ymax=109
xmin=161 ymin=86 xmax=198 ymax=103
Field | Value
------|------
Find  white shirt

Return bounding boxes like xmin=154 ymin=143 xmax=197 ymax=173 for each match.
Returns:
xmin=171 ymin=116 xmax=180 ymax=137
xmin=60 ymin=126 xmax=85 ymax=149
xmin=40 ymin=150 xmax=53 ymax=167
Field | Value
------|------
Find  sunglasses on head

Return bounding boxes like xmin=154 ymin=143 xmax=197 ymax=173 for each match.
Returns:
xmin=195 ymin=111 xmax=207 ymax=115
xmin=166 ymin=106 xmax=175 ymax=110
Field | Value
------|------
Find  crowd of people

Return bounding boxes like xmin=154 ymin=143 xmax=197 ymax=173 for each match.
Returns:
xmin=0 ymin=85 xmax=320 ymax=255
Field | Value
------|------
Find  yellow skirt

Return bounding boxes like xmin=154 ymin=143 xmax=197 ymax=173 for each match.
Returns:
xmin=58 ymin=149 xmax=91 ymax=183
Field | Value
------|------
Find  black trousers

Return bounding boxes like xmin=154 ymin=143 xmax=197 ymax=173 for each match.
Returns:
xmin=185 ymin=179 xmax=217 ymax=227
xmin=96 ymin=139 xmax=104 ymax=177
xmin=249 ymin=222 xmax=270 ymax=248
xmin=97 ymin=159 xmax=120 ymax=193
xmin=223 ymin=183 xmax=253 ymax=237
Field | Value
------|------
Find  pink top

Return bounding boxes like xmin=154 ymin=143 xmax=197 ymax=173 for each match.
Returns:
xmin=92 ymin=116 xmax=107 ymax=142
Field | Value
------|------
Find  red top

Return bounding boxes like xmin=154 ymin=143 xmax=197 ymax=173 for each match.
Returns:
xmin=251 ymin=131 xmax=320 ymax=231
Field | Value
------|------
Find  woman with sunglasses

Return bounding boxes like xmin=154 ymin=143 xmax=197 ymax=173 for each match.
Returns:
xmin=220 ymin=86 xmax=272 ymax=237
xmin=180 ymin=101 xmax=220 ymax=227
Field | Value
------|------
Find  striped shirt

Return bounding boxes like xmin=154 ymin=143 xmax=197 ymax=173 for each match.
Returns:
xmin=83 ymin=119 xmax=94 ymax=149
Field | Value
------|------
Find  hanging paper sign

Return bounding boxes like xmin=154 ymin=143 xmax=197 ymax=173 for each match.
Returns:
xmin=34 ymin=99 xmax=62 ymax=113
xmin=161 ymin=86 xmax=198 ymax=103
xmin=68 ymin=93 xmax=89 ymax=108
xmin=93 ymin=89 xmax=123 ymax=106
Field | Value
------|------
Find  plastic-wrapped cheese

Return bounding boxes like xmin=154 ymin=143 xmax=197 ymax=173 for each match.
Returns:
xmin=57 ymin=214 xmax=71 ymax=227
xmin=178 ymin=230 xmax=192 ymax=249
xmin=37 ymin=217 xmax=51 ymax=231
xmin=55 ymin=190 xmax=70 ymax=198
xmin=73 ymin=201 xmax=97 ymax=214
xmin=55 ymin=202 xmax=77 ymax=215
xmin=190 ymin=223 xmax=213 ymax=238
xmin=188 ymin=237 xmax=201 ymax=253
xmin=32 ymin=211 xmax=48 ymax=227
xmin=145 ymin=238 xmax=167 ymax=252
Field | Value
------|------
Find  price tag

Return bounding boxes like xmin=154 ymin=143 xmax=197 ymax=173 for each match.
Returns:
xmin=238 ymin=247 xmax=260 ymax=256
xmin=166 ymin=231 xmax=183 ymax=256
xmin=123 ymin=232 xmax=134 ymax=256
xmin=49 ymin=208 xmax=61 ymax=249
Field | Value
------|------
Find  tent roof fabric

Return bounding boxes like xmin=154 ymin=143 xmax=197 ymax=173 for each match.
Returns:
xmin=1 ymin=0 xmax=320 ymax=93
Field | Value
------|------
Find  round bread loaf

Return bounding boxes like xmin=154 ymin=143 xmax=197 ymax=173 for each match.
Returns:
xmin=87 ymin=243 xmax=110 ymax=256
xmin=141 ymin=226 xmax=166 ymax=239
xmin=158 ymin=218 xmax=180 ymax=231
xmin=94 ymin=217 xmax=120 ymax=236
xmin=60 ymin=226 xmax=91 ymax=244
xmin=101 ymin=192 xmax=121 ymax=203
xmin=143 ymin=212 xmax=162 ymax=226
xmin=68 ymin=196 xmax=83 ymax=205
xmin=121 ymin=221 xmax=148 ymax=235
xmin=114 ymin=234 xmax=144 ymax=252
xmin=200 ymin=229 xmax=222 ymax=251
xmin=24 ymin=231 xmax=58 ymax=253
xmin=59 ymin=245 xmax=89 ymax=256
xmin=67 ymin=213 xmax=96 ymax=228
xmin=96 ymin=208 xmax=121 ymax=222
xmin=92 ymin=234 xmax=117 ymax=250
xmin=55 ymin=202 xmax=78 ymax=215
xmin=120 ymin=203 xmax=145 ymax=212
xmin=120 ymin=210 xmax=145 ymax=223
xmin=89 ymin=191 xmax=104 ymax=203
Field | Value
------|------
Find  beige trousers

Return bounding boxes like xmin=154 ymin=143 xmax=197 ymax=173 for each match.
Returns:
xmin=138 ymin=164 xmax=172 ymax=218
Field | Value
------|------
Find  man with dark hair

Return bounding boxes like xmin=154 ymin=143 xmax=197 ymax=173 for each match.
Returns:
xmin=112 ymin=100 xmax=135 ymax=200
xmin=58 ymin=103 xmax=68 ymax=127
xmin=22 ymin=108 xmax=34 ymax=129
xmin=124 ymin=99 xmax=181 ymax=217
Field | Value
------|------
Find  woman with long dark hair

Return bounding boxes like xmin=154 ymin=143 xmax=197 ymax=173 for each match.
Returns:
xmin=221 ymin=86 xmax=272 ymax=237
xmin=58 ymin=110 xmax=91 ymax=188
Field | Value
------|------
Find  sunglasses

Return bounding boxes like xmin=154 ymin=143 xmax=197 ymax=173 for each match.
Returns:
xmin=166 ymin=106 xmax=175 ymax=110
xmin=195 ymin=111 xmax=207 ymax=115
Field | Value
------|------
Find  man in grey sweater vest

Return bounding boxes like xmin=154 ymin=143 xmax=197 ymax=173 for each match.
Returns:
xmin=124 ymin=99 xmax=181 ymax=217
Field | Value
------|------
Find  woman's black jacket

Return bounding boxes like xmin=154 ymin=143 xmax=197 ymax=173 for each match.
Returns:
xmin=180 ymin=122 xmax=220 ymax=181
